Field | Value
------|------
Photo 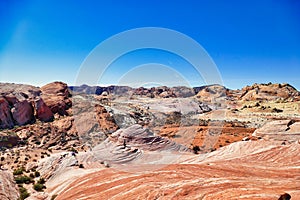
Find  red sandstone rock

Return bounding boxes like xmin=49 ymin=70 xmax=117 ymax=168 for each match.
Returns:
xmin=11 ymin=100 xmax=34 ymax=126
xmin=0 ymin=97 xmax=14 ymax=129
xmin=34 ymin=98 xmax=54 ymax=122
xmin=41 ymin=82 xmax=72 ymax=116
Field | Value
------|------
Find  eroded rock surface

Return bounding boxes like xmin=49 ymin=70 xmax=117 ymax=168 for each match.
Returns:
xmin=0 ymin=97 xmax=14 ymax=129
xmin=0 ymin=171 xmax=19 ymax=200
xmin=253 ymin=120 xmax=300 ymax=142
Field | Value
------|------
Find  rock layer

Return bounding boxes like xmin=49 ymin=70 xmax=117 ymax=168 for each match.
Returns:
xmin=56 ymin=140 xmax=300 ymax=200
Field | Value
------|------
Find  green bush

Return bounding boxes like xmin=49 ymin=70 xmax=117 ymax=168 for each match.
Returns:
xmin=15 ymin=176 xmax=33 ymax=184
xmin=29 ymin=173 xmax=35 ymax=178
xmin=37 ymin=178 xmax=46 ymax=184
xmin=34 ymin=171 xmax=40 ymax=177
xmin=33 ymin=183 xmax=45 ymax=191
xmin=13 ymin=167 xmax=25 ymax=175
xmin=18 ymin=186 xmax=30 ymax=200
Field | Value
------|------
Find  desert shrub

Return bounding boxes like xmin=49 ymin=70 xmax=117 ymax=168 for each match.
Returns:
xmin=34 ymin=171 xmax=40 ymax=177
xmin=35 ymin=141 xmax=41 ymax=145
xmin=18 ymin=186 xmax=30 ymax=200
xmin=192 ymin=146 xmax=200 ymax=154
xmin=33 ymin=183 xmax=44 ymax=191
xmin=70 ymin=147 xmax=78 ymax=154
xmin=79 ymin=164 xmax=84 ymax=168
xmin=37 ymin=178 xmax=45 ymax=184
xmin=13 ymin=167 xmax=25 ymax=175
xmin=29 ymin=173 xmax=35 ymax=178
xmin=272 ymin=108 xmax=283 ymax=113
xmin=15 ymin=176 xmax=33 ymax=184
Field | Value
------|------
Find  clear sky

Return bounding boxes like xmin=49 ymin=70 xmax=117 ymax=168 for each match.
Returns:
xmin=0 ymin=0 xmax=299 ymax=89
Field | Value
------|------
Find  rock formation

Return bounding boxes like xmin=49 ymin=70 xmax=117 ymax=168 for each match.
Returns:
xmin=0 ymin=97 xmax=14 ymax=129
xmin=11 ymin=100 xmax=34 ymax=126
xmin=41 ymin=81 xmax=72 ymax=116
xmin=34 ymin=98 xmax=54 ymax=122
xmin=239 ymin=83 xmax=299 ymax=101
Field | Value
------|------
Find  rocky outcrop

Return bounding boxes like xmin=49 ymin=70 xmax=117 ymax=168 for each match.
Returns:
xmin=195 ymin=84 xmax=228 ymax=104
xmin=0 ymin=97 xmax=14 ymax=129
xmin=239 ymin=83 xmax=299 ymax=101
xmin=11 ymin=100 xmax=34 ymax=126
xmin=0 ymin=83 xmax=56 ymax=129
xmin=41 ymin=82 xmax=72 ymax=116
xmin=92 ymin=124 xmax=190 ymax=165
xmin=0 ymin=171 xmax=20 ymax=200
xmin=34 ymin=98 xmax=54 ymax=122
xmin=0 ymin=83 xmax=40 ymax=129
xmin=95 ymin=104 xmax=119 ymax=134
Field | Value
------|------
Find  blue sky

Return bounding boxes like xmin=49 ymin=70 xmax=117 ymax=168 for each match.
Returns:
xmin=0 ymin=0 xmax=299 ymax=89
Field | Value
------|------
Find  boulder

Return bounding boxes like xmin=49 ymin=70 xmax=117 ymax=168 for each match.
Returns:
xmin=0 ymin=97 xmax=14 ymax=129
xmin=35 ymin=98 xmax=54 ymax=122
xmin=41 ymin=82 xmax=72 ymax=116
xmin=11 ymin=100 xmax=34 ymax=126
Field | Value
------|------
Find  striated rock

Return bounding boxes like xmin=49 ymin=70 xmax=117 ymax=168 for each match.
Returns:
xmin=34 ymin=98 xmax=54 ymax=122
xmin=0 ymin=97 xmax=14 ymax=129
xmin=11 ymin=100 xmax=34 ymax=126
xmin=92 ymin=124 xmax=190 ymax=166
xmin=253 ymin=120 xmax=300 ymax=142
xmin=41 ymin=82 xmax=71 ymax=116
xmin=55 ymin=140 xmax=300 ymax=200
xmin=0 ymin=171 xmax=20 ymax=200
